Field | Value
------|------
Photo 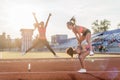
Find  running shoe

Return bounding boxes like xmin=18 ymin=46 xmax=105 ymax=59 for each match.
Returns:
xmin=78 ymin=68 xmax=87 ymax=73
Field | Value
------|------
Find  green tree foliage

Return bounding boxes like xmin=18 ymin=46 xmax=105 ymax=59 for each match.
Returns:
xmin=0 ymin=32 xmax=21 ymax=51
xmin=0 ymin=32 xmax=6 ymax=50
xmin=6 ymin=35 xmax=11 ymax=50
xmin=15 ymin=38 xmax=21 ymax=49
xmin=92 ymin=19 xmax=111 ymax=34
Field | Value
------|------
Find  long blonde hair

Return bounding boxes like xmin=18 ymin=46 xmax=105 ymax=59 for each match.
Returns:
xmin=70 ymin=16 xmax=76 ymax=25
xmin=67 ymin=16 xmax=76 ymax=26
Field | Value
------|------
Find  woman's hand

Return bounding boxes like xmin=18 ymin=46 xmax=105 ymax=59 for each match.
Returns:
xmin=49 ymin=13 xmax=52 ymax=16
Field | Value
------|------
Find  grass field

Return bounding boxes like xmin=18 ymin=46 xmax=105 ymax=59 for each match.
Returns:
xmin=0 ymin=51 xmax=120 ymax=59
xmin=0 ymin=52 xmax=70 ymax=59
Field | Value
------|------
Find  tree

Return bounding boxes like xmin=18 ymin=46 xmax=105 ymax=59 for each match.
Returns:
xmin=117 ymin=23 xmax=120 ymax=29
xmin=0 ymin=32 xmax=6 ymax=51
xmin=14 ymin=38 xmax=21 ymax=51
xmin=6 ymin=35 xmax=11 ymax=50
xmin=92 ymin=19 xmax=111 ymax=34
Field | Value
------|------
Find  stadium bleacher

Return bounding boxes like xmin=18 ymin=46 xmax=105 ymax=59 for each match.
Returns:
xmin=53 ymin=29 xmax=120 ymax=53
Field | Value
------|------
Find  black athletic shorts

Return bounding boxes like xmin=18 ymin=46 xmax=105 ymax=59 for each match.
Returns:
xmin=83 ymin=29 xmax=91 ymax=36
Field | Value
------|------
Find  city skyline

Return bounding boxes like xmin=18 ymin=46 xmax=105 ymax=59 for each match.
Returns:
xmin=0 ymin=0 xmax=120 ymax=41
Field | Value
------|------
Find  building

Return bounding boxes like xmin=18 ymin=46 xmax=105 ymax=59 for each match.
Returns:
xmin=20 ymin=29 xmax=34 ymax=52
xmin=51 ymin=34 xmax=68 ymax=45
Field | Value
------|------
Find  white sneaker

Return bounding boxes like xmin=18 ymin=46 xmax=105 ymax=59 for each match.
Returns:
xmin=78 ymin=68 xmax=86 ymax=73
xmin=89 ymin=51 xmax=94 ymax=56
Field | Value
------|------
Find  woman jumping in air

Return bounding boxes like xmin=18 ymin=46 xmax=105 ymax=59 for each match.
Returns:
xmin=24 ymin=13 xmax=58 ymax=57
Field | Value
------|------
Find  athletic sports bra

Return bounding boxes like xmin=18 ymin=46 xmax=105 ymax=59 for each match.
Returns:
xmin=39 ymin=27 xmax=46 ymax=33
xmin=38 ymin=27 xmax=46 ymax=40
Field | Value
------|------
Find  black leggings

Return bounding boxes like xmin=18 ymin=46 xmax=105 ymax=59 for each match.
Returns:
xmin=25 ymin=39 xmax=56 ymax=56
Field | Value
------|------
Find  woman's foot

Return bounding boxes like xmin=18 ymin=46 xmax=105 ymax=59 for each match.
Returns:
xmin=89 ymin=51 xmax=94 ymax=56
xmin=54 ymin=55 xmax=60 ymax=58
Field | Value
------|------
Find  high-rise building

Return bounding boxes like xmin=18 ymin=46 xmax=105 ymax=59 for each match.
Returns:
xmin=20 ymin=29 xmax=34 ymax=52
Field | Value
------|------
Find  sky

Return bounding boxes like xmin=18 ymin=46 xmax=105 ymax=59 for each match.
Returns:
xmin=0 ymin=0 xmax=120 ymax=41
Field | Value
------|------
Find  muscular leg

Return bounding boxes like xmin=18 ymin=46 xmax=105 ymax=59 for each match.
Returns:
xmin=79 ymin=36 xmax=85 ymax=44
xmin=78 ymin=54 xmax=84 ymax=68
xmin=78 ymin=51 xmax=89 ymax=69
xmin=86 ymin=33 xmax=92 ymax=50
xmin=44 ymin=40 xmax=56 ymax=56
xmin=25 ymin=39 xmax=39 ymax=53
xmin=86 ymin=33 xmax=94 ymax=56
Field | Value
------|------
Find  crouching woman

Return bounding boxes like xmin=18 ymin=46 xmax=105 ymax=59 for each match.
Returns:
xmin=66 ymin=41 xmax=90 ymax=73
